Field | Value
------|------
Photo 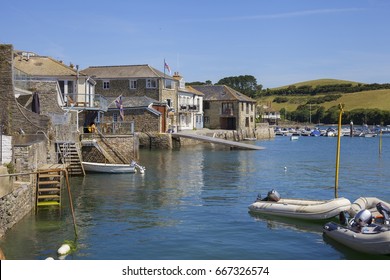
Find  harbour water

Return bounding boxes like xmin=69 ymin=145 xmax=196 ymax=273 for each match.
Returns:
xmin=1 ymin=136 xmax=390 ymax=260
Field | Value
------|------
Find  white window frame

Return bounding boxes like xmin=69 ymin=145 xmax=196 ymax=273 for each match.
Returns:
xmin=129 ymin=79 xmax=137 ymax=89
xmin=103 ymin=80 xmax=110 ymax=90
xmin=146 ymin=78 xmax=157 ymax=89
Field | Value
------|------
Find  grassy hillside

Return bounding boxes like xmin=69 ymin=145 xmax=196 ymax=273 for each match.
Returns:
xmin=273 ymin=78 xmax=361 ymax=90
xmin=259 ymin=79 xmax=390 ymax=111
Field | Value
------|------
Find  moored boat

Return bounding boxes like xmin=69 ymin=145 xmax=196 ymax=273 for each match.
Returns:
xmin=323 ymin=204 xmax=390 ymax=255
xmin=248 ymin=190 xmax=351 ymax=220
xmin=82 ymin=160 xmax=145 ymax=174
xmin=349 ymin=197 xmax=390 ymax=216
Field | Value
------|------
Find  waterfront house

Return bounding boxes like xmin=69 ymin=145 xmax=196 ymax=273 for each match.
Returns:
xmin=191 ymin=85 xmax=256 ymax=131
xmin=82 ymin=64 xmax=179 ymax=132
xmin=173 ymin=72 xmax=204 ymax=131
xmin=13 ymin=51 xmax=107 ymax=134
xmin=102 ymin=95 xmax=168 ymax=133
xmin=259 ymin=104 xmax=281 ymax=125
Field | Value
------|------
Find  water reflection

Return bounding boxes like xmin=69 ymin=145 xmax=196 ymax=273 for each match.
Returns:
xmin=1 ymin=138 xmax=389 ymax=260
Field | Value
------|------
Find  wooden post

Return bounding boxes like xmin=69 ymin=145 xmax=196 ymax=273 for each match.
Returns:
xmin=379 ymin=128 xmax=383 ymax=156
xmin=64 ymin=169 xmax=78 ymax=238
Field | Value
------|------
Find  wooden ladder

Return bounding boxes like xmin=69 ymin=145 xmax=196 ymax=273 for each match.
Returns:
xmin=36 ymin=169 xmax=62 ymax=207
xmin=56 ymin=142 xmax=85 ymax=176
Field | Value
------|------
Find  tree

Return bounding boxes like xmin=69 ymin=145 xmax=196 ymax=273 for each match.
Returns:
xmin=314 ymin=106 xmax=325 ymax=124
xmin=216 ymin=75 xmax=260 ymax=97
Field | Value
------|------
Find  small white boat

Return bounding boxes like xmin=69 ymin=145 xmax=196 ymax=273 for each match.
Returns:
xmin=82 ymin=161 xmax=145 ymax=174
xmin=248 ymin=190 xmax=351 ymax=220
xmin=323 ymin=204 xmax=390 ymax=255
xmin=290 ymin=135 xmax=299 ymax=141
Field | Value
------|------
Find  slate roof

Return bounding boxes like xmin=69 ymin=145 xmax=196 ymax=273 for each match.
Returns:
xmin=13 ymin=52 xmax=84 ymax=77
xmin=191 ymin=85 xmax=256 ymax=102
xmin=178 ymin=86 xmax=204 ymax=96
xmin=81 ymin=65 xmax=172 ymax=79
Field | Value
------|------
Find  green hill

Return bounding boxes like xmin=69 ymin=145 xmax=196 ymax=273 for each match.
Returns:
xmin=259 ymin=79 xmax=390 ymax=112
xmin=274 ymin=78 xmax=361 ymax=89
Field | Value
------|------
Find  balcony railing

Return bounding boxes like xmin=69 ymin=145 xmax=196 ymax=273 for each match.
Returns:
xmin=64 ymin=94 xmax=108 ymax=112
xmin=179 ymin=104 xmax=198 ymax=112
xmin=81 ymin=121 xmax=135 ymax=137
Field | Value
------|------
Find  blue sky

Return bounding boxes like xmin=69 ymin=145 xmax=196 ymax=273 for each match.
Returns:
xmin=1 ymin=0 xmax=390 ymax=88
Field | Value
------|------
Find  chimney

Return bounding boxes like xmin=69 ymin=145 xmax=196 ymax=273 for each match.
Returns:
xmin=172 ymin=72 xmax=182 ymax=80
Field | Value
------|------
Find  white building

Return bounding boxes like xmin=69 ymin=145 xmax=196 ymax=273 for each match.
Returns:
xmin=173 ymin=73 xmax=204 ymax=130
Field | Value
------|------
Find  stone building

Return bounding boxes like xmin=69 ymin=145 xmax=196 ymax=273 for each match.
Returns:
xmin=13 ymin=51 xmax=107 ymax=134
xmin=0 ymin=45 xmax=52 ymax=137
xmin=192 ymin=85 xmax=257 ymax=132
xmin=102 ymin=95 xmax=168 ymax=133
xmin=82 ymin=64 xmax=178 ymax=132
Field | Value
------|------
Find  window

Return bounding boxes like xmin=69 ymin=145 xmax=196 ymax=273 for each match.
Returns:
xmin=222 ymin=103 xmax=234 ymax=115
xmin=129 ymin=79 xmax=137 ymax=89
xmin=166 ymin=99 xmax=172 ymax=107
xmin=103 ymin=80 xmax=110 ymax=89
xmin=96 ymin=112 xmax=103 ymax=123
xmin=146 ymin=79 xmax=157 ymax=88
xmin=164 ymin=79 xmax=173 ymax=89
xmin=204 ymin=116 xmax=210 ymax=124
xmin=246 ymin=103 xmax=249 ymax=114
xmin=204 ymin=101 xmax=210 ymax=109
xmin=113 ymin=113 xmax=118 ymax=123
xmin=245 ymin=117 xmax=249 ymax=127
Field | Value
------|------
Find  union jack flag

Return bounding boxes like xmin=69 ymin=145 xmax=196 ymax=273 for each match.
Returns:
xmin=164 ymin=60 xmax=171 ymax=74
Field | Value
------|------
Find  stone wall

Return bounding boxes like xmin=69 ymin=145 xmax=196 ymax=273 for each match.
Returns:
xmin=0 ymin=182 xmax=35 ymax=238
xmin=13 ymin=139 xmax=48 ymax=181
xmin=82 ymin=135 xmax=139 ymax=163
xmin=237 ymin=102 xmax=256 ymax=132
xmin=94 ymin=79 xmax=160 ymax=100
xmin=139 ymin=124 xmax=274 ymax=150
xmin=204 ymin=101 xmax=222 ymax=129
xmin=138 ymin=132 xmax=172 ymax=149
xmin=102 ymin=108 xmax=161 ymax=133
xmin=0 ymin=44 xmax=52 ymax=136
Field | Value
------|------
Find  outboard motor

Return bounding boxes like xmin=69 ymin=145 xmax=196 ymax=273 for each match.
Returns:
xmin=339 ymin=211 xmax=350 ymax=226
xmin=353 ymin=209 xmax=372 ymax=227
xmin=267 ymin=189 xmax=281 ymax=202
xmin=376 ymin=202 xmax=390 ymax=225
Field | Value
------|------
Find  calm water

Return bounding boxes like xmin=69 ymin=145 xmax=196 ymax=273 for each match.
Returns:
xmin=1 ymin=136 xmax=390 ymax=260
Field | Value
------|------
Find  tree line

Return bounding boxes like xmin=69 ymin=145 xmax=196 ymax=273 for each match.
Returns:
xmin=281 ymin=106 xmax=390 ymax=125
xmin=188 ymin=75 xmax=390 ymax=125
xmin=263 ymin=83 xmax=390 ymax=96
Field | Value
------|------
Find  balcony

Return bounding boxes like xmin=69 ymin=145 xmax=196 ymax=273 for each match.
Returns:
xmin=179 ymin=104 xmax=198 ymax=112
xmin=188 ymin=105 xmax=198 ymax=111
xmin=64 ymin=94 xmax=108 ymax=112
